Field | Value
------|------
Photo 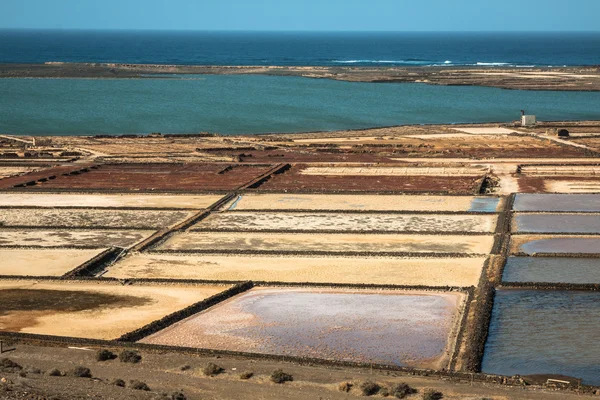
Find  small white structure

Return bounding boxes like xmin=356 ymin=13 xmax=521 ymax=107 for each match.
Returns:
xmin=521 ymin=115 xmax=536 ymax=127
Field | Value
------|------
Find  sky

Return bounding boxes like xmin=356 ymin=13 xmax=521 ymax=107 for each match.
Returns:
xmin=1 ymin=0 xmax=599 ymax=31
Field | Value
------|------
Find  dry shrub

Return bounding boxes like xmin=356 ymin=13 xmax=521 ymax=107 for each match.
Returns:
xmin=47 ymin=368 xmax=62 ymax=377
xmin=239 ymin=371 xmax=254 ymax=380
xmin=95 ymin=349 xmax=116 ymax=362
xmin=359 ymin=380 xmax=381 ymax=396
xmin=338 ymin=382 xmax=353 ymax=392
xmin=129 ymin=380 xmax=151 ymax=391
xmin=68 ymin=366 xmax=92 ymax=378
xmin=118 ymin=350 xmax=141 ymax=364
xmin=390 ymin=382 xmax=417 ymax=398
xmin=0 ymin=358 xmax=22 ymax=373
xmin=270 ymin=369 xmax=293 ymax=384
xmin=111 ymin=378 xmax=126 ymax=387
xmin=202 ymin=362 xmax=224 ymax=376
xmin=423 ymin=389 xmax=443 ymax=400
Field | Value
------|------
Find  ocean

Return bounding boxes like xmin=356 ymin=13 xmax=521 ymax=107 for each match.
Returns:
xmin=1 ymin=30 xmax=599 ymax=135
xmin=1 ymin=30 xmax=600 ymax=67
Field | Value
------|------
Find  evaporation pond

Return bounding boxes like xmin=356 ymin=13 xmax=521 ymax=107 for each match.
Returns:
xmin=514 ymin=194 xmax=600 ymax=212
xmin=141 ymin=287 xmax=465 ymax=369
xmin=513 ymin=213 xmax=600 ymax=233
xmin=517 ymin=237 xmax=600 ymax=254
xmin=482 ymin=290 xmax=600 ymax=385
xmin=468 ymin=197 xmax=501 ymax=212
xmin=502 ymin=257 xmax=600 ymax=284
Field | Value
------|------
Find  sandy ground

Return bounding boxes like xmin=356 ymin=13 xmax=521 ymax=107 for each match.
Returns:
xmin=298 ymin=166 xmax=486 ymax=176
xmin=3 ymin=345 xmax=592 ymax=400
xmin=0 ymin=248 xmax=106 ymax=276
xmin=105 ymin=253 xmax=486 ymax=286
xmin=141 ymin=287 xmax=465 ymax=370
xmin=196 ymin=211 xmax=498 ymax=233
xmin=0 ymin=229 xmax=155 ymax=248
xmin=452 ymin=127 xmax=518 ymax=135
xmin=222 ymin=193 xmax=502 ymax=212
xmin=0 ymin=280 xmax=229 ymax=339
xmin=158 ymin=232 xmax=495 ymax=254
xmin=0 ymin=209 xmax=195 ymax=229
xmin=0 ymin=166 xmax=41 ymax=179
xmin=0 ymin=193 xmax=225 ymax=208
xmin=545 ymin=180 xmax=600 ymax=193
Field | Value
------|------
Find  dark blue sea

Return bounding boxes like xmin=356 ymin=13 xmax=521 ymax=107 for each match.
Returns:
xmin=1 ymin=30 xmax=600 ymax=66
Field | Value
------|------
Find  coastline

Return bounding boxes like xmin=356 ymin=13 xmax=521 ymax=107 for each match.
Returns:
xmin=1 ymin=63 xmax=599 ymax=91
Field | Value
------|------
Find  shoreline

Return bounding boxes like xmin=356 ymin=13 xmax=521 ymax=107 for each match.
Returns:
xmin=1 ymin=63 xmax=599 ymax=91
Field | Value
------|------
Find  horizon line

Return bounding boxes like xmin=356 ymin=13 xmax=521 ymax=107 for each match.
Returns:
xmin=1 ymin=28 xmax=600 ymax=33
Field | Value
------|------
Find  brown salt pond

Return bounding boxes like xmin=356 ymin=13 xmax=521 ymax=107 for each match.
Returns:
xmin=195 ymin=212 xmax=497 ymax=233
xmin=105 ymin=254 xmax=485 ymax=286
xmin=141 ymin=287 xmax=465 ymax=369
xmin=0 ymin=280 xmax=229 ymax=339
xmin=0 ymin=249 xmax=107 ymax=276
xmin=157 ymin=232 xmax=494 ymax=254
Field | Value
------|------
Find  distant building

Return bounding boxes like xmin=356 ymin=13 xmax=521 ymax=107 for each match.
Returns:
xmin=521 ymin=115 xmax=536 ymax=127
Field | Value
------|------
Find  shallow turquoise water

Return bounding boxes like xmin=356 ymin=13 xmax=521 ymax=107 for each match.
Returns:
xmin=502 ymin=257 xmax=600 ymax=283
xmin=1 ymin=76 xmax=600 ymax=135
xmin=482 ymin=290 xmax=600 ymax=385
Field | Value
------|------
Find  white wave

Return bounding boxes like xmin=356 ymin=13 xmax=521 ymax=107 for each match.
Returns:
xmin=332 ymin=59 xmax=432 ymax=64
xmin=476 ymin=62 xmax=511 ymax=66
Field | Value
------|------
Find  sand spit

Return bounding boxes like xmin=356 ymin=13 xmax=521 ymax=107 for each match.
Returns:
xmin=2 ymin=63 xmax=599 ymax=91
xmin=0 ymin=280 xmax=228 ymax=339
xmin=0 ymin=193 xmax=225 ymax=209
xmin=141 ymin=287 xmax=466 ymax=369
xmin=105 ymin=253 xmax=486 ymax=286
xmin=196 ymin=212 xmax=498 ymax=233
xmin=222 ymin=193 xmax=502 ymax=212
xmin=158 ymin=232 xmax=495 ymax=254
xmin=0 ymin=229 xmax=155 ymax=248
xmin=0 ymin=249 xmax=107 ymax=276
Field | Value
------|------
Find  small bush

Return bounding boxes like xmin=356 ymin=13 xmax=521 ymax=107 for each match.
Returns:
xmin=390 ymin=383 xmax=417 ymax=399
xmin=423 ymin=389 xmax=443 ymax=400
xmin=270 ymin=369 xmax=293 ymax=384
xmin=95 ymin=349 xmax=116 ymax=362
xmin=180 ymin=364 xmax=191 ymax=371
xmin=27 ymin=367 xmax=42 ymax=375
xmin=202 ymin=362 xmax=224 ymax=376
xmin=129 ymin=380 xmax=151 ymax=391
xmin=18 ymin=371 xmax=27 ymax=378
xmin=239 ymin=371 xmax=254 ymax=380
xmin=111 ymin=379 xmax=126 ymax=387
xmin=69 ymin=366 xmax=92 ymax=378
xmin=47 ymin=368 xmax=62 ymax=377
xmin=360 ymin=380 xmax=381 ymax=396
xmin=170 ymin=392 xmax=187 ymax=400
xmin=338 ymin=382 xmax=353 ymax=392
xmin=118 ymin=350 xmax=141 ymax=364
xmin=0 ymin=358 xmax=22 ymax=373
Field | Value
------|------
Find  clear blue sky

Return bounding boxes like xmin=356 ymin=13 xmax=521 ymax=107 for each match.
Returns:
xmin=1 ymin=0 xmax=599 ymax=31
